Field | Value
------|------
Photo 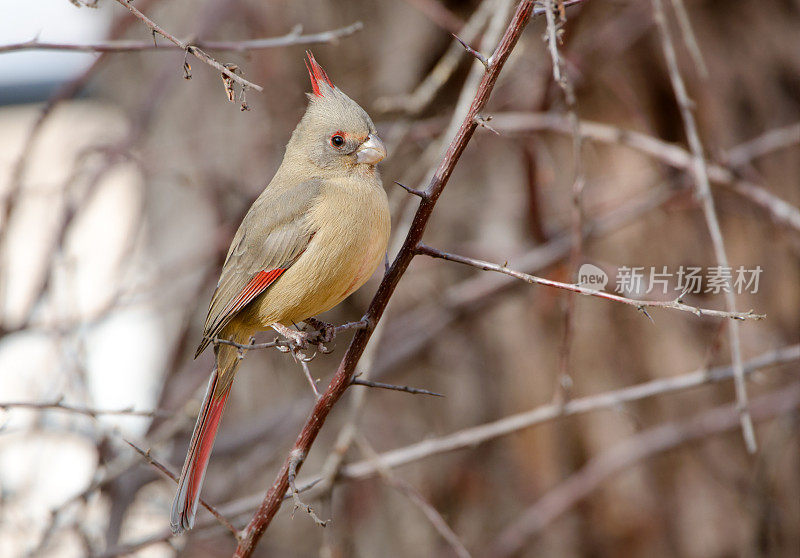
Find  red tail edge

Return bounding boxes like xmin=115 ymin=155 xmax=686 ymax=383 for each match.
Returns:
xmin=170 ymin=371 xmax=231 ymax=534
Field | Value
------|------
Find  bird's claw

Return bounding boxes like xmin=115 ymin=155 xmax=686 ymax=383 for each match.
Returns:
xmin=273 ymin=319 xmax=336 ymax=360
xmin=303 ymin=317 xmax=336 ymax=345
xmin=272 ymin=323 xmax=311 ymax=351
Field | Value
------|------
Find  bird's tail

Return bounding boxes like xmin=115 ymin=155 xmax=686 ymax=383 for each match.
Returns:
xmin=170 ymin=327 xmax=249 ymax=534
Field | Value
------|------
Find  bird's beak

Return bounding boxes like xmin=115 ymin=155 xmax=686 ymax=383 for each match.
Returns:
xmin=355 ymin=134 xmax=387 ymax=165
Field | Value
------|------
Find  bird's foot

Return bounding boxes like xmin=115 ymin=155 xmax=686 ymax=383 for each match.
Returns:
xmin=272 ymin=323 xmax=311 ymax=350
xmin=303 ymin=317 xmax=335 ymax=346
xmin=272 ymin=321 xmax=334 ymax=360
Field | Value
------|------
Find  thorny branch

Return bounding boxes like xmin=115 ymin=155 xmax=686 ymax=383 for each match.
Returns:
xmin=232 ymin=2 xmax=579 ymax=555
xmin=350 ymin=377 xmax=444 ymax=397
xmin=375 ymin=0 xmax=495 ymax=113
xmin=0 ymin=22 xmax=363 ymax=54
xmin=287 ymin=449 xmax=329 ymax=526
xmin=112 ymin=0 xmax=263 ymax=93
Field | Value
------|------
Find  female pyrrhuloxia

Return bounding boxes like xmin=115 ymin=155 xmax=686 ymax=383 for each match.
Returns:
xmin=170 ymin=52 xmax=390 ymax=533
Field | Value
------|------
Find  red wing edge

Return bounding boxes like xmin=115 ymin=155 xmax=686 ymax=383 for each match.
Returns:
xmin=195 ymin=268 xmax=286 ymax=357
xmin=220 ymin=268 xmax=286 ymax=319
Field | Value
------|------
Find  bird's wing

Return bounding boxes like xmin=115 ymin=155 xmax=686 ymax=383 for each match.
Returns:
xmin=195 ymin=180 xmax=322 ymax=356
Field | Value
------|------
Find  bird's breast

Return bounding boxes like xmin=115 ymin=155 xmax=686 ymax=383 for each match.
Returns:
xmin=251 ymin=179 xmax=390 ymax=325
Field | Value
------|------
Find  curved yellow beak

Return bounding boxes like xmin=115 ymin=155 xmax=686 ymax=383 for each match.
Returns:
xmin=355 ymin=133 xmax=387 ymax=164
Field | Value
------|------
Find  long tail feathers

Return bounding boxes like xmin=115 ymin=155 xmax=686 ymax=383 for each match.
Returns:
xmin=170 ymin=370 xmax=232 ymax=534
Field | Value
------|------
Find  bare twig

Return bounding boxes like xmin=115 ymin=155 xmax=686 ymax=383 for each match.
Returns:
xmin=351 ymin=378 xmax=444 ymax=397
xmin=416 ymin=243 xmax=765 ymax=320
xmin=112 ymin=0 xmax=262 ymax=93
xmin=287 ymin=449 xmax=329 ymax=527
xmin=543 ymin=0 xmax=585 ymax=405
xmin=0 ymin=398 xmax=169 ymax=418
xmin=668 ymin=0 xmax=708 ymax=78
xmin=232 ymin=3 xmax=581 ymax=555
xmin=374 ymin=184 xmax=678 ymax=381
xmin=0 ymin=22 xmax=363 ymax=54
xmin=652 ymin=0 xmax=756 ymax=453
xmin=333 ymin=344 xmax=799 ymax=484
xmin=217 ymin=344 xmax=798 ymax=518
xmin=354 ymin=436 xmax=473 ymax=558
xmin=375 ymin=0 xmax=495 ymax=113
xmin=486 ymin=112 xmax=800 ymax=233
xmin=490 ymin=383 xmax=800 ymax=556
xmin=88 ymin=339 xmax=790 ymax=556
xmin=725 ymin=122 xmax=800 ymax=168
xmin=123 ymin=439 xmax=239 ymax=538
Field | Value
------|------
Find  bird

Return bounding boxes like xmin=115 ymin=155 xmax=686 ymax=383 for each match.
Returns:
xmin=170 ymin=51 xmax=390 ymax=534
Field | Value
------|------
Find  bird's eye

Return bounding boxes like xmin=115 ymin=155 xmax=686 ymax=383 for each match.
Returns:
xmin=330 ymin=134 xmax=345 ymax=148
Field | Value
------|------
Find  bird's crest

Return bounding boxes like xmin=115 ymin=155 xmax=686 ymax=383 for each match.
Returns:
xmin=305 ymin=51 xmax=334 ymax=97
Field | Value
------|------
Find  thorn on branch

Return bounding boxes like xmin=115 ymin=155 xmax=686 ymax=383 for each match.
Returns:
xmin=453 ymin=33 xmax=490 ymax=71
xmin=239 ymin=86 xmax=250 ymax=112
xmin=288 ymin=450 xmax=329 ymax=527
xmin=182 ymin=51 xmax=192 ymax=80
xmin=351 ymin=378 xmax=444 ymax=397
xmin=474 ymin=115 xmax=500 ymax=135
xmin=221 ymin=63 xmax=240 ymax=102
xmin=394 ymin=181 xmax=428 ymax=199
xmin=299 ymin=359 xmax=322 ymax=400
xmin=637 ymin=305 xmax=655 ymax=324
xmin=340 ymin=318 xmax=371 ymax=332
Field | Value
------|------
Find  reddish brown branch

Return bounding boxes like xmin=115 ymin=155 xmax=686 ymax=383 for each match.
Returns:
xmin=232 ymin=1 xmax=573 ymax=555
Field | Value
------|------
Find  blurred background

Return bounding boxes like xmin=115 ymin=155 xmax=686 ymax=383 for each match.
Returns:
xmin=0 ymin=0 xmax=798 ymax=557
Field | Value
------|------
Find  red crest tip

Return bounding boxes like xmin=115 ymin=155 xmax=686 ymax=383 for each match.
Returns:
xmin=305 ymin=50 xmax=334 ymax=97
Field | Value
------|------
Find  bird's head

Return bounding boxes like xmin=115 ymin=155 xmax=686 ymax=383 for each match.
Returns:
xmin=288 ymin=51 xmax=386 ymax=173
